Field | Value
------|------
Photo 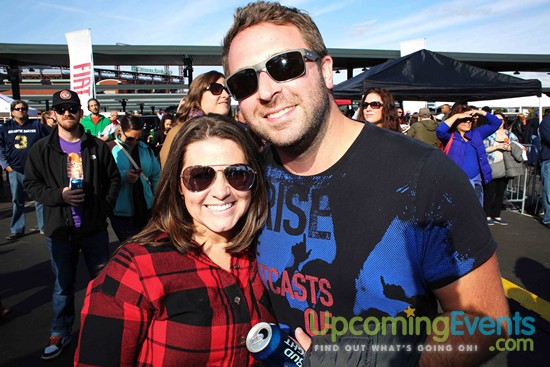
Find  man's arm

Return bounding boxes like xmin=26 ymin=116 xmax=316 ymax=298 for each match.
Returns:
xmin=420 ymin=253 xmax=509 ymax=367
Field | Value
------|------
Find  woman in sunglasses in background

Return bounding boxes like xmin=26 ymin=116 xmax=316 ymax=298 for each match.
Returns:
xmin=357 ymin=87 xmax=402 ymax=132
xmin=436 ymin=104 xmax=502 ymax=206
xmin=75 ymin=114 xmax=274 ymax=367
xmin=108 ymin=115 xmax=161 ymax=242
xmin=159 ymin=70 xmax=231 ymax=166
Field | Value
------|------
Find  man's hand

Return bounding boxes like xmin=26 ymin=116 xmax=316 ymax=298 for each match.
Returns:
xmin=126 ymin=169 xmax=140 ymax=184
xmin=61 ymin=187 xmax=85 ymax=206
xmin=5 ymin=166 xmax=12 ymax=172
xmin=295 ymin=328 xmax=312 ymax=351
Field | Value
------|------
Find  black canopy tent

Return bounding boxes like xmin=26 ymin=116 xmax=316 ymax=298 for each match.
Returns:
xmin=333 ymin=49 xmax=542 ymax=102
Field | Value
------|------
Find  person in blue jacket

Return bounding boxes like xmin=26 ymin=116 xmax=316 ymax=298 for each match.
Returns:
xmin=436 ymin=104 xmax=502 ymax=205
xmin=540 ymin=114 xmax=550 ymax=228
xmin=0 ymin=100 xmax=47 ymax=240
xmin=109 ymin=115 xmax=160 ymax=241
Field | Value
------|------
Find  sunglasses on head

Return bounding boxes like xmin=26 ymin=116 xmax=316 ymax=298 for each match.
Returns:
xmin=361 ymin=101 xmax=384 ymax=109
xmin=54 ymin=105 xmax=80 ymax=114
xmin=181 ymin=164 xmax=256 ymax=192
xmin=226 ymin=48 xmax=320 ymax=101
xmin=205 ymin=82 xmax=229 ymax=96
xmin=13 ymin=107 xmax=28 ymax=112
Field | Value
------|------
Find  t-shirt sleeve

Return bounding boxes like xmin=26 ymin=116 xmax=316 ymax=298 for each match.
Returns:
xmin=414 ymin=149 xmax=497 ymax=290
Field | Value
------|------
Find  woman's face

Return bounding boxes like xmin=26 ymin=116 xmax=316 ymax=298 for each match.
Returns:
xmin=456 ymin=119 xmax=473 ymax=134
xmin=362 ymin=93 xmax=384 ymax=126
xmin=200 ymin=77 xmax=231 ymax=116
xmin=121 ymin=129 xmax=142 ymax=149
xmin=495 ymin=114 xmax=505 ymax=130
xmin=180 ymin=138 xmax=252 ymax=240
xmin=164 ymin=119 xmax=173 ymax=131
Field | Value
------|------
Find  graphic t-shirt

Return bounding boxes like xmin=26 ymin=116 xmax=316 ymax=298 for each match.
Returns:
xmin=59 ymin=137 xmax=83 ymax=228
xmin=256 ymin=123 xmax=497 ymax=335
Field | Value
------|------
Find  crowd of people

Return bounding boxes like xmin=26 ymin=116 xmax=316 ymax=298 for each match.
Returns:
xmin=1 ymin=1 xmax=549 ymax=366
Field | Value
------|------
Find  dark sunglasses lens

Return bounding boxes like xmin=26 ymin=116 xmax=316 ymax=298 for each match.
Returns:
xmin=227 ymin=69 xmax=258 ymax=100
xmin=267 ymin=51 xmax=305 ymax=81
xmin=184 ymin=166 xmax=216 ymax=192
xmin=208 ymin=83 xmax=224 ymax=95
xmin=362 ymin=102 xmax=383 ymax=109
xmin=225 ymin=165 xmax=255 ymax=191
xmin=14 ymin=107 xmax=28 ymax=111
xmin=54 ymin=105 xmax=79 ymax=114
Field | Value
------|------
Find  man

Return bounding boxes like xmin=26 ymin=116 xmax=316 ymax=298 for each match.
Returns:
xmin=540 ymin=114 xmax=550 ymax=229
xmin=437 ymin=103 xmax=451 ymax=121
xmin=23 ymin=90 xmax=120 ymax=360
xmin=0 ymin=100 xmax=47 ymax=240
xmin=79 ymin=98 xmax=111 ymax=140
xmin=405 ymin=107 xmax=440 ymax=148
xmin=100 ymin=110 xmax=120 ymax=139
xmin=222 ymin=2 xmax=509 ymax=366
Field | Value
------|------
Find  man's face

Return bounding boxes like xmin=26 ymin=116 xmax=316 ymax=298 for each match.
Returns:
xmin=109 ymin=111 xmax=118 ymax=121
xmin=227 ymin=23 xmax=332 ymax=153
xmin=54 ymin=104 xmax=82 ymax=132
xmin=12 ymin=103 xmax=28 ymax=120
xmin=88 ymin=100 xmax=100 ymax=114
xmin=442 ymin=105 xmax=450 ymax=114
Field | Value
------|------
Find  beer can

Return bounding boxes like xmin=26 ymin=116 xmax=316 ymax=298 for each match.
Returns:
xmin=246 ymin=322 xmax=304 ymax=367
xmin=70 ymin=178 xmax=83 ymax=190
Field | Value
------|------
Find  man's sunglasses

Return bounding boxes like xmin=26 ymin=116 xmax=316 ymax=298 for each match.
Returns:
xmin=205 ymin=82 xmax=229 ymax=96
xmin=54 ymin=105 xmax=80 ymax=114
xmin=226 ymin=48 xmax=320 ymax=101
xmin=361 ymin=101 xmax=384 ymax=109
xmin=181 ymin=164 xmax=256 ymax=192
xmin=13 ymin=107 xmax=28 ymax=112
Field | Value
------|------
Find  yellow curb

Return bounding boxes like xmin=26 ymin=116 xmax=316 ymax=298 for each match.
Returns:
xmin=502 ymin=278 xmax=550 ymax=322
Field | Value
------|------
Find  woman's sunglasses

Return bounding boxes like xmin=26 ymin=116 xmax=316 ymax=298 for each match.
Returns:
xmin=361 ymin=101 xmax=384 ymax=109
xmin=226 ymin=48 xmax=320 ymax=101
xmin=181 ymin=164 xmax=256 ymax=192
xmin=205 ymin=82 xmax=229 ymax=96
xmin=53 ymin=105 xmax=80 ymax=114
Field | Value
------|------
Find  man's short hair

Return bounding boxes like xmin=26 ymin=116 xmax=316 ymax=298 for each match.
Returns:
xmin=11 ymin=100 xmax=28 ymax=111
xmin=87 ymin=98 xmax=99 ymax=108
xmin=221 ymin=1 xmax=328 ymax=74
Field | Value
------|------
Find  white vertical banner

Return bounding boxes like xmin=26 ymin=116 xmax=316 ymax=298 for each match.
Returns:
xmin=65 ymin=29 xmax=95 ymax=108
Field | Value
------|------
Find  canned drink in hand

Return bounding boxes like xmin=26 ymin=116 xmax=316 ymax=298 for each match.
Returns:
xmin=246 ymin=322 xmax=304 ymax=367
xmin=70 ymin=178 xmax=83 ymax=190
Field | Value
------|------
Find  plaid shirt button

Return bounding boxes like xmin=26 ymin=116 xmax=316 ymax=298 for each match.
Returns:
xmin=234 ymin=296 xmax=241 ymax=304
xmin=239 ymin=336 xmax=246 ymax=344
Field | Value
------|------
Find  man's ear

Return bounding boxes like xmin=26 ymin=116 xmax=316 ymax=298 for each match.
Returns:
xmin=320 ymin=55 xmax=334 ymax=90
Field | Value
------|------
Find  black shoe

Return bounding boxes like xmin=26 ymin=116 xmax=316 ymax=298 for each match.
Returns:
xmin=6 ymin=233 xmax=23 ymax=241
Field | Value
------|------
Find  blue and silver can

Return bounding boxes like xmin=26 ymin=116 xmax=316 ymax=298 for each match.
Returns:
xmin=70 ymin=178 xmax=83 ymax=190
xmin=246 ymin=322 xmax=304 ymax=367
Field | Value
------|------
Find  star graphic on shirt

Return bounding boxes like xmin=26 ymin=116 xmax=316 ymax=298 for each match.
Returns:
xmin=404 ymin=306 xmax=416 ymax=318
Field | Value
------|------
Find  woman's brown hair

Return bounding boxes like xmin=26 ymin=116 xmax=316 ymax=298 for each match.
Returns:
xmin=175 ymin=70 xmax=225 ymax=123
xmin=127 ymin=113 xmax=267 ymax=254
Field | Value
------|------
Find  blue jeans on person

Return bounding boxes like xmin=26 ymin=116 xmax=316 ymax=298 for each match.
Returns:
xmin=542 ymin=160 xmax=550 ymax=225
xmin=47 ymin=230 xmax=110 ymax=337
xmin=7 ymin=170 xmax=44 ymax=233
xmin=109 ymin=215 xmax=143 ymax=242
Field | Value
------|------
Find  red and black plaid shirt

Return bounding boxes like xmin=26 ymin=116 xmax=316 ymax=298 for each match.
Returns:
xmin=75 ymin=235 xmax=274 ymax=367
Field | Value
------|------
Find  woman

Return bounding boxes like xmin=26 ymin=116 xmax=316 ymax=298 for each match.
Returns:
xmin=40 ymin=110 xmax=56 ymax=134
xmin=148 ymin=113 xmax=173 ymax=156
xmin=483 ymin=113 xmax=523 ymax=226
xmin=109 ymin=115 xmax=161 ymax=242
xmin=357 ymin=87 xmax=401 ymax=132
xmin=159 ymin=70 xmax=231 ymax=166
xmin=75 ymin=114 xmax=274 ymax=366
xmin=436 ymin=104 xmax=502 ymax=205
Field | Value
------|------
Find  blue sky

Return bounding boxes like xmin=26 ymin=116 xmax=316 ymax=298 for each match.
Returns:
xmin=2 ymin=0 xmax=550 ymax=84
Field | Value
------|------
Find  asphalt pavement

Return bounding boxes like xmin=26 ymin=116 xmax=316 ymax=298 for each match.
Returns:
xmin=0 ymin=177 xmax=549 ymax=366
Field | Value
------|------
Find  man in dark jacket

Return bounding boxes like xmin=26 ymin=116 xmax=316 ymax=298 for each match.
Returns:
xmin=23 ymin=90 xmax=120 ymax=360
xmin=405 ymin=107 xmax=440 ymax=147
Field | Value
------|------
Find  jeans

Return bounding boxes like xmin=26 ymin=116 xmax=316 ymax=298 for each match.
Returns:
xmin=47 ymin=230 xmax=110 ymax=337
xmin=109 ymin=215 xmax=142 ymax=242
xmin=7 ymin=170 xmax=44 ymax=233
xmin=542 ymin=160 xmax=550 ymax=224
xmin=468 ymin=174 xmax=484 ymax=207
